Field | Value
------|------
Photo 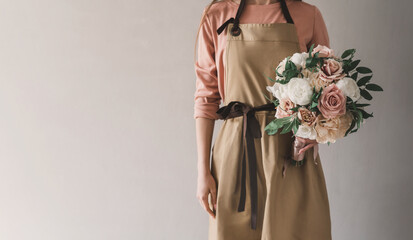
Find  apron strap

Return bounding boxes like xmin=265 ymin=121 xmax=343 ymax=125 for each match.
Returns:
xmin=217 ymin=0 xmax=295 ymax=35
xmin=216 ymin=101 xmax=276 ymax=230
xmin=280 ymin=0 xmax=294 ymax=24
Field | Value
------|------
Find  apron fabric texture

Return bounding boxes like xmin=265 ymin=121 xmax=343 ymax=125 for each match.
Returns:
xmin=208 ymin=0 xmax=332 ymax=239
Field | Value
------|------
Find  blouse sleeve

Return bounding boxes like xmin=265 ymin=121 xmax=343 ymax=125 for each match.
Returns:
xmin=307 ymin=6 xmax=330 ymax=49
xmin=193 ymin=9 xmax=221 ymax=120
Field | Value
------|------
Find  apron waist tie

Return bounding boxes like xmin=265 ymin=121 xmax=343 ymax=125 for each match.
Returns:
xmin=216 ymin=101 xmax=276 ymax=230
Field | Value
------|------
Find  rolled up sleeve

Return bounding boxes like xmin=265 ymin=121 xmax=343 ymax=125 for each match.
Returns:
xmin=193 ymin=9 xmax=221 ymax=120
xmin=308 ymin=6 xmax=330 ymax=49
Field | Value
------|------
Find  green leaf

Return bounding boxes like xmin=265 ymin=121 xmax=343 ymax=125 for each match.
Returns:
xmin=311 ymin=101 xmax=318 ymax=109
xmin=357 ymin=75 xmax=372 ymax=86
xmin=356 ymin=67 xmax=372 ymax=74
xmin=290 ymin=106 xmax=300 ymax=112
xmin=360 ymin=109 xmax=374 ymax=119
xmin=350 ymin=72 xmax=358 ymax=81
xmin=355 ymin=103 xmax=370 ymax=107
xmin=280 ymin=119 xmax=294 ymax=134
xmin=341 ymin=48 xmax=356 ymax=59
xmin=345 ymin=118 xmax=356 ymax=137
xmin=292 ymin=118 xmax=300 ymax=135
xmin=360 ymin=89 xmax=373 ymax=100
xmin=263 ymin=92 xmax=279 ymax=106
xmin=275 ymin=66 xmax=283 ymax=77
xmin=264 ymin=116 xmax=292 ymax=135
xmin=266 ymin=75 xmax=276 ymax=82
xmin=308 ymin=44 xmax=315 ymax=56
xmin=347 ymin=60 xmax=361 ymax=72
xmin=356 ymin=110 xmax=363 ymax=129
xmin=365 ymin=83 xmax=383 ymax=91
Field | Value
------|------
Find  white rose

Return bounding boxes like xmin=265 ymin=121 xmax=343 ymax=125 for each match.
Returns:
xmin=290 ymin=52 xmax=309 ymax=69
xmin=295 ymin=125 xmax=317 ymax=140
xmin=266 ymin=82 xmax=288 ymax=100
xmin=287 ymin=77 xmax=313 ymax=105
xmin=336 ymin=77 xmax=361 ymax=102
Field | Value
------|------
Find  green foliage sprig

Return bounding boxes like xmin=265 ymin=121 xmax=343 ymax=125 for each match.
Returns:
xmin=269 ymin=56 xmax=301 ymax=85
xmin=340 ymin=48 xmax=383 ymax=136
xmin=264 ymin=115 xmax=301 ymax=136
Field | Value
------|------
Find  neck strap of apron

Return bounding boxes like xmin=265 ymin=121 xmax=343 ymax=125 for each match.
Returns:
xmin=217 ymin=0 xmax=295 ymax=36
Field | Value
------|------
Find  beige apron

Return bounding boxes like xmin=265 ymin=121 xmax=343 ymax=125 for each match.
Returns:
xmin=209 ymin=0 xmax=332 ymax=239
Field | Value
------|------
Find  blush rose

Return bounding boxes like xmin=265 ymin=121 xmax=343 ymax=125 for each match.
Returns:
xmin=275 ymin=98 xmax=295 ymax=119
xmin=319 ymin=59 xmax=346 ymax=82
xmin=318 ymin=84 xmax=347 ymax=119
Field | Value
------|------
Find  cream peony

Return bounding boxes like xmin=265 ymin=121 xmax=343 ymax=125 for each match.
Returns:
xmin=315 ymin=112 xmax=353 ymax=144
xmin=290 ymin=52 xmax=309 ymax=69
xmin=287 ymin=77 xmax=313 ymax=105
xmin=266 ymin=82 xmax=288 ymax=100
xmin=336 ymin=77 xmax=361 ymax=102
xmin=295 ymin=125 xmax=317 ymax=140
xmin=302 ymin=68 xmax=328 ymax=92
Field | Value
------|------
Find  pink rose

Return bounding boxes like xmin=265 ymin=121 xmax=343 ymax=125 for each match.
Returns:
xmin=276 ymin=98 xmax=295 ymax=118
xmin=318 ymin=84 xmax=346 ymax=119
xmin=312 ymin=44 xmax=335 ymax=58
xmin=319 ymin=59 xmax=346 ymax=82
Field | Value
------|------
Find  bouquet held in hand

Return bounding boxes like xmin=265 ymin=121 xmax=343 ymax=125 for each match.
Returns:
xmin=264 ymin=44 xmax=383 ymax=170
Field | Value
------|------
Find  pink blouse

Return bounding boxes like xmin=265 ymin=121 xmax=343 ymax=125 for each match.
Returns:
xmin=193 ymin=0 xmax=330 ymax=120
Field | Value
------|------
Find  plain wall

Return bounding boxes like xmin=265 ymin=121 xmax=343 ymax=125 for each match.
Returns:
xmin=0 ymin=0 xmax=412 ymax=239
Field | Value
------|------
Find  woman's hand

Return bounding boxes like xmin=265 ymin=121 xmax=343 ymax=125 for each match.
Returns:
xmin=295 ymin=136 xmax=318 ymax=155
xmin=196 ymin=172 xmax=217 ymax=219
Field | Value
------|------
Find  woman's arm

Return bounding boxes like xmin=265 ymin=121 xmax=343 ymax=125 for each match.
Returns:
xmin=195 ymin=118 xmax=216 ymax=218
xmin=194 ymin=8 xmax=220 ymax=218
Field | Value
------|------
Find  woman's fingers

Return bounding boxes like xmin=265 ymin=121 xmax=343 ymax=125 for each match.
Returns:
xmin=200 ymin=195 xmax=215 ymax=219
xmin=210 ymin=188 xmax=217 ymax=210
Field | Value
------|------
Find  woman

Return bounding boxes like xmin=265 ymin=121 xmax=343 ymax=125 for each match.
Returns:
xmin=194 ymin=0 xmax=332 ymax=239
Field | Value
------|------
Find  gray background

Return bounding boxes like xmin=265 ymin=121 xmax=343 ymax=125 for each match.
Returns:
xmin=0 ymin=0 xmax=412 ymax=239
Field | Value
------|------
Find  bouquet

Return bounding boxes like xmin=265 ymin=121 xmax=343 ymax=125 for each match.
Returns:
xmin=264 ymin=44 xmax=383 ymax=169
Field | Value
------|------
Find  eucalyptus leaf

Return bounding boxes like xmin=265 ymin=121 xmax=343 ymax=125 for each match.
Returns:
xmin=280 ymin=119 xmax=294 ymax=134
xmin=308 ymin=44 xmax=315 ymax=56
xmin=360 ymin=109 xmax=374 ymax=119
xmin=350 ymin=72 xmax=358 ymax=81
xmin=345 ymin=118 xmax=356 ymax=136
xmin=357 ymin=75 xmax=372 ymax=86
xmin=365 ymin=83 xmax=383 ymax=91
xmin=347 ymin=60 xmax=361 ymax=72
xmin=355 ymin=103 xmax=370 ymax=107
xmin=356 ymin=67 xmax=372 ymax=74
xmin=341 ymin=48 xmax=356 ymax=59
xmin=360 ymin=89 xmax=373 ymax=100
xmin=265 ymin=116 xmax=292 ymax=135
